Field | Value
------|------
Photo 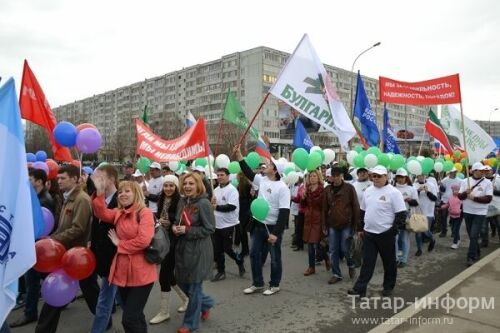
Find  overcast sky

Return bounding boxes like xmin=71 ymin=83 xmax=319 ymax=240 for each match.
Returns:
xmin=1 ymin=0 xmax=499 ymax=120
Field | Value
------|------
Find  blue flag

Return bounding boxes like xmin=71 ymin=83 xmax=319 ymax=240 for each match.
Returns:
xmin=293 ymin=118 xmax=314 ymax=152
xmin=0 ymin=78 xmax=36 ymax=324
xmin=383 ymin=104 xmax=401 ymax=154
xmin=353 ymin=71 xmax=380 ymax=146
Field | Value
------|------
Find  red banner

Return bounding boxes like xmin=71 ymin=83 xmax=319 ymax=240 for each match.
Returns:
xmin=379 ymin=74 xmax=461 ymax=105
xmin=135 ymin=118 xmax=209 ymax=162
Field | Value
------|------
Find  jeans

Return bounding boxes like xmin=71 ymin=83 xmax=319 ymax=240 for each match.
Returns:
xmin=307 ymin=243 xmax=318 ymax=268
xmin=450 ymin=217 xmax=462 ymax=244
xmin=353 ymin=229 xmax=397 ymax=293
xmin=90 ymin=276 xmax=117 ymax=333
xmin=24 ymin=268 xmax=42 ymax=319
xmin=415 ymin=217 xmax=434 ymax=251
xmin=328 ymin=227 xmax=354 ymax=278
xmin=249 ymin=224 xmax=283 ymax=287
xmin=118 ymin=283 xmax=153 ymax=333
xmin=214 ymin=226 xmax=243 ymax=273
xmin=396 ymin=229 xmax=410 ymax=264
xmin=464 ymin=213 xmax=485 ymax=260
xmin=482 ymin=217 xmax=494 ymax=243
xmin=178 ymin=282 xmax=214 ymax=331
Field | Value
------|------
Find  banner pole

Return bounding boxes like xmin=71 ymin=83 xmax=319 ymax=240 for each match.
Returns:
xmin=459 ymin=102 xmax=471 ymax=189
xmin=237 ymin=92 xmax=270 ymax=146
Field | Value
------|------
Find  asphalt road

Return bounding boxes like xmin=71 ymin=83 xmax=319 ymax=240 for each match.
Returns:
xmin=7 ymin=230 xmax=499 ymax=333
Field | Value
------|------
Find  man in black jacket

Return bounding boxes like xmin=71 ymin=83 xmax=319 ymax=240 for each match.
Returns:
xmin=10 ymin=169 xmax=55 ymax=327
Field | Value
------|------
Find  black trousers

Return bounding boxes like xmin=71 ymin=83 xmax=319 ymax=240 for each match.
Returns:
xmin=214 ymin=226 xmax=242 ymax=273
xmin=294 ymin=213 xmax=304 ymax=249
xmin=234 ymin=221 xmax=250 ymax=256
xmin=35 ymin=274 xmax=99 ymax=333
xmin=159 ymin=248 xmax=177 ymax=292
xmin=119 ymin=283 xmax=153 ymax=333
xmin=353 ymin=229 xmax=397 ymax=293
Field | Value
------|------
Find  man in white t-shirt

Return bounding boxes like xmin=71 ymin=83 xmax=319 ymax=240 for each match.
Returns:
xmin=458 ymin=162 xmax=493 ymax=266
xmin=211 ymin=168 xmax=245 ymax=282
xmin=144 ymin=162 xmax=164 ymax=213
xmin=414 ymin=174 xmax=437 ymax=256
xmin=483 ymin=165 xmax=499 ymax=247
xmin=348 ymin=165 xmax=406 ymax=298
xmin=352 ymin=167 xmax=372 ymax=207
xmin=234 ymin=146 xmax=290 ymax=296
xmin=439 ymin=168 xmax=462 ymax=237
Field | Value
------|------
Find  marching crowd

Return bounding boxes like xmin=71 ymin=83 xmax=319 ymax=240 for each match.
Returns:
xmin=8 ymin=147 xmax=500 ymax=333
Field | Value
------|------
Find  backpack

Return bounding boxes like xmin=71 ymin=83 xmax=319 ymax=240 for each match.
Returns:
xmin=136 ymin=209 xmax=170 ymax=264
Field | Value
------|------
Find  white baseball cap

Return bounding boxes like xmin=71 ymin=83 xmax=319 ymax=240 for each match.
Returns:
xmin=325 ymin=168 xmax=332 ymax=177
xmin=132 ymin=169 xmax=143 ymax=177
xmin=471 ymin=162 xmax=486 ymax=171
xmin=370 ymin=165 xmax=388 ymax=175
xmin=194 ymin=165 xmax=206 ymax=173
xmin=483 ymin=165 xmax=493 ymax=171
xmin=271 ymin=158 xmax=285 ymax=175
xmin=395 ymin=168 xmax=408 ymax=177
xmin=150 ymin=162 xmax=161 ymax=169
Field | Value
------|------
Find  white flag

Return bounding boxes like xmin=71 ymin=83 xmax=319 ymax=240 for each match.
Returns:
xmin=440 ymin=105 xmax=495 ymax=163
xmin=270 ymin=34 xmax=356 ymax=149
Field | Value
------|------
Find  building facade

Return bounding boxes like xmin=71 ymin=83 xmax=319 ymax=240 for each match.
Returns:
xmin=26 ymin=46 xmax=430 ymax=161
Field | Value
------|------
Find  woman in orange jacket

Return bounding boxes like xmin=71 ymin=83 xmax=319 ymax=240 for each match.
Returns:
xmin=92 ymin=178 xmax=156 ymax=333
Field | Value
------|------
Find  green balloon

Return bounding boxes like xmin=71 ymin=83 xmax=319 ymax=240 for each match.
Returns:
xmin=443 ymin=160 xmax=454 ymax=172
xmin=378 ymin=153 xmax=390 ymax=167
xmin=245 ymin=152 xmax=261 ymax=169
xmin=292 ymin=148 xmax=309 ymax=171
xmin=367 ymin=146 xmax=381 ymax=156
xmin=421 ymin=157 xmax=434 ymax=175
xmin=454 ymin=150 xmax=461 ymax=159
xmin=353 ymin=154 xmax=365 ymax=168
xmin=338 ymin=159 xmax=347 ymax=168
xmin=354 ymin=145 xmax=364 ymax=153
xmin=284 ymin=166 xmax=295 ymax=175
xmin=306 ymin=151 xmax=322 ymax=171
xmin=231 ymin=178 xmax=239 ymax=187
xmin=457 ymin=172 xmax=465 ymax=179
xmin=195 ymin=158 xmax=207 ymax=167
xmin=389 ymin=154 xmax=405 ymax=171
xmin=136 ymin=157 xmax=151 ymax=174
xmin=228 ymin=161 xmax=241 ymax=174
xmin=179 ymin=160 xmax=187 ymax=165
xmin=251 ymin=198 xmax=270 ymax=222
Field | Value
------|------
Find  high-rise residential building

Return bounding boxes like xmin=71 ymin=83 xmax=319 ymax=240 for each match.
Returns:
xmin=25 ymin=46 xmax=430 ymax=161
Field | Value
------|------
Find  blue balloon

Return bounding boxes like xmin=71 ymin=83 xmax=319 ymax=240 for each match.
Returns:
xmin=53 ymin=121 xmax=77 ymax=147
xmin=35 ymin=150 xmax=48 ymax=162
xmin=82 ymin=166 xmax=93 ymax=175
xmin=27 ymin=153 xmax=36 ymax=163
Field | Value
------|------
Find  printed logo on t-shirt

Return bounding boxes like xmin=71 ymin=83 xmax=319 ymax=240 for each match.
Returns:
xmin=476 ymin=187 xmax=483 ymax=192
xmin=379 ymin=196 xmax=386 ymax=201
xmin=403 ymin=192 xmax=408 ymax=197
xmin=222 ymin=196 xmax=226 ymax=201
xmin=267 ymin=188 xmax=272 ymax=193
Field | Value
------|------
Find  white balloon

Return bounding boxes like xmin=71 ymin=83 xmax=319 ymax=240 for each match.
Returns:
xmin=364 ymin=153 xmax=378 ymax=168
xmin=323 ymin=149 xmax=336 ymax=165
xmin=310 ymin=146 xmax=321 ymax=153
xmin=346 ymin=150 xmax=358 ymax=166
xmin=434 ymin=161 xmax=444 ymax=173
xmin=285 ymin=162 xmax=296 ymax=170
xmin=288 ymin=171 xmax=299 ymax=185
xmin=168 ymin=161 xmax=179 ymax=171
xmin=407 ymin=160 xmax=422 ymax=175
xmin=215 ymin=154 xmax=230 ymax=169
xmin=278 ymin=157 xmax=288 ymax=164
xmin=416 ymin=156 xmax=425 ymax=161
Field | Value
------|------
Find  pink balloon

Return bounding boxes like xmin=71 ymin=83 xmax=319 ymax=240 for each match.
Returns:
xmin=32 ymin=161 xmax=49 ymax=176
xmin=41 ymin=269 xmax=79 ymax=307
xmin=76 ymin=128 xmax=102 ymax=154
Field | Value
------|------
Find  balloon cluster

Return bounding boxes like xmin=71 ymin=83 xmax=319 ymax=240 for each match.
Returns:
xmin=291 ymin=146 xmax=335 ymax=171
xmin=26 ymin=151 xmax=59 ymax=180
xmin=34 ymin=239 xmax=96 ymax=307
xmin=53 ymin=122 xmax=102 ymax=154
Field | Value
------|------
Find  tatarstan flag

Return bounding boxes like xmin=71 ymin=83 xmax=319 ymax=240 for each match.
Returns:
xmin=425 ymin=109 xmax=453 ymax=154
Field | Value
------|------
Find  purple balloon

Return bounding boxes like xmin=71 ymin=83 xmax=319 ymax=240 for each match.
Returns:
xmin=41 ymin=270 xmax=79 ymax=307
xmin=41 ymin=207 xmax=55 ymax=237
xmin=76 ymin=128 xmax=102 ymax=154
xmin=32 ymin=161 xmax=49 ymax=176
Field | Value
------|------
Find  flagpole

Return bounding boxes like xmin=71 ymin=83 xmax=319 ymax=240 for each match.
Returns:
xmin=237 ymin=92 xmax=270 ymax=146
xmin=459 ymin=102 xmax=471 ymax=189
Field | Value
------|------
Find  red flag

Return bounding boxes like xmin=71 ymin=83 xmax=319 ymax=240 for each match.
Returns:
xmin=19 ymin=60 xmax=72 ymax=161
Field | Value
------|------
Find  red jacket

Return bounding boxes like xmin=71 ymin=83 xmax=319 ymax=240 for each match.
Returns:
xmin=92 ymin=195 xmax=157 ymax=287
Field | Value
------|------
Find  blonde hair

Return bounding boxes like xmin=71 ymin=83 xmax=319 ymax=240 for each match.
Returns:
xmin=117 ymin=181 xmax=146 ymax=210
xmin=306 ymin=169 xmax=324 ymax=185
xmin=179 ymin=172 xmax=206 ymax=197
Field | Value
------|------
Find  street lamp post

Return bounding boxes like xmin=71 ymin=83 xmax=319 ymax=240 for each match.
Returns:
xmin=349 ymin=42 xmax=381 ymax=120
xmin=489 ymin=107 xmax=499 ymax=135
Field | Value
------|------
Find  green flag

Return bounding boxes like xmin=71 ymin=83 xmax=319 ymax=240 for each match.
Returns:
xmin=141 ymin=105 xmax=149 ymax=125
xmin=223 ymin=89 xmax=259 ymax=140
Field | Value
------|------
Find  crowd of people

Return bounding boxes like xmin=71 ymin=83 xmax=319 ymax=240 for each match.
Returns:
xmin=7 ymin=147 xmax=500 ymax=333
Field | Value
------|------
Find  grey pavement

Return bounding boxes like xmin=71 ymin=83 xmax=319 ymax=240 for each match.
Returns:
xmin=7 ymin=230 xmax=500 ymax=333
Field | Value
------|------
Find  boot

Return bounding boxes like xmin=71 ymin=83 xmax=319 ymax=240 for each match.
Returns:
xmin=173 ymin=285 xmax=189 ymax=313
xmin=150 ymin=292 xmax=170 ymax=324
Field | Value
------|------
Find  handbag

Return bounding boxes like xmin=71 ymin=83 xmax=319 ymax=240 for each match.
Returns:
xmin=407 ymin=207 xmax=428 ymax=233
xmin=136 ymin=209 xmax=170 ymax=264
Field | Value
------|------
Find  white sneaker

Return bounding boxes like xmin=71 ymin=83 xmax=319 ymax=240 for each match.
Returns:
xmin=243 ymin=285 xmax=264 ymax=294
xmin=262 ymin=287 xmax=280 ymax=296
xmin=451 ymin=243 xmax=458 ymax=249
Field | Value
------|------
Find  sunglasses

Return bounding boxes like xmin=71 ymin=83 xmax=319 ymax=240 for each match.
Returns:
xmin=371 ymin=174 xmax=385 ymax=178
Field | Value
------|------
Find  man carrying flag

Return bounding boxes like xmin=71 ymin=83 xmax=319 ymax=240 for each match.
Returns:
xmin=425 ymin=109 xmax=453 ymax=154
xmin=353 ymin=72 xmax=380 ymax=147
xmin=0 ymin=78 xmax=36 ymax=328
